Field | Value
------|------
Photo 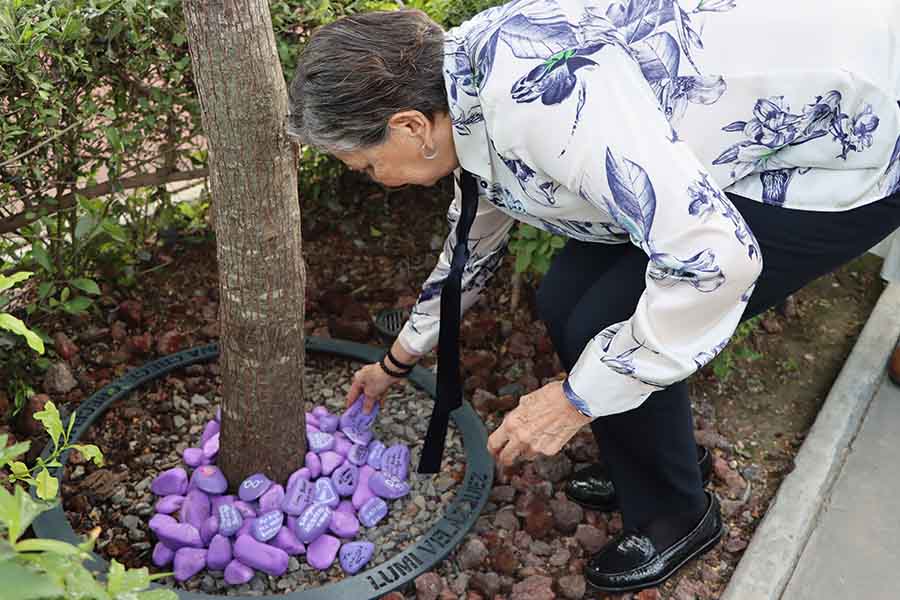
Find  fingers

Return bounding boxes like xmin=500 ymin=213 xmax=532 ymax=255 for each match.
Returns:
xmin=346 ymin=378 xmax=363 ymax=409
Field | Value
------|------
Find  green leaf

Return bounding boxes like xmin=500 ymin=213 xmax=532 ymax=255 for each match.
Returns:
xmin=550 ymin=236 xmax=565 ymax=249
xmin=107 ymin=559 xmax=151 ymax=596
xmin=60 ymin=286 xmax=70 ymax=303
xmin=369 ymin=226 xmax=382 ymax=237
xmin=70 ymin=278 xmax=101 ymax=295
xmin=15 ymin=537 xmax=82 ymax=557
xmin=0 ymin=313 xmax=45 ymax=354
xmin=29 ymin=245 xmax=52 ymax=273
xmin=62 ymin=296 xmax=92 ymax=314
xmin=514 ymin=252 xmax=532 ymax=273
xmin=9 ymin=462 xmax=29 ymax=479
xmin=71 ymin=444 xmax=104 ymax=467
xmin=135 ymin=590 xmax=179 ymax=600
xmin=0 ymin=561 xmax=64 ymax=600
xmin=0 ymin=272 xmax=33 ymax=293
xmin=33 ymin=400 xmax=63 ymax=449
xmin=519 ymin=225 xmax=537 ymax=239
xmin=37 ymin=282 xmax=54 ymax=301
xmin=74 ymin=214 xmax=98 ymax=240
xmin=0 ymin=438 xmax=30 ymax=468
xmin=34 ymin=469 xmax=59 ymax=500
xmin=0 ymin=486 xmax=53 ymax=543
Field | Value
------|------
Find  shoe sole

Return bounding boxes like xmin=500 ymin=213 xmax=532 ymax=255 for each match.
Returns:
xmin=585 ymin=523 xmax=726 ymax=593
xmin=564 ymin=490 xmax=618 ymax=513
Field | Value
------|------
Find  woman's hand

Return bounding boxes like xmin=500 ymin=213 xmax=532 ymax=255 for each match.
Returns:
xmin=345 ymin=362 xmax=403 ymax=414
xmin=487 ymin=380 xmax=592 ymax=469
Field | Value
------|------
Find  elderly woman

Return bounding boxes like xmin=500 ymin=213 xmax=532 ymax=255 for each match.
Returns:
xmin=289 ymin=0 xmax=900 ymax=591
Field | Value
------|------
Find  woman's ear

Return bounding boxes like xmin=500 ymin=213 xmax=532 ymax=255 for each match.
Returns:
xmin=388 ymin=110 xmax=433 ymax=146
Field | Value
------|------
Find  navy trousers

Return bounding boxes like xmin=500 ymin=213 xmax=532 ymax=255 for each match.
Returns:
xmin=536 ymin=190 xmax=900 ymax=530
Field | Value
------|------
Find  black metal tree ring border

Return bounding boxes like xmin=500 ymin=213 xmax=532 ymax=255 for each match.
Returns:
xmin=32 ymin=337 xmax=494 ymax=600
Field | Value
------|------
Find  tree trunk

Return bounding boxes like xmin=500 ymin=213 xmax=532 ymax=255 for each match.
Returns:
xmin=183 ymin=0 xmax=307 ymax=486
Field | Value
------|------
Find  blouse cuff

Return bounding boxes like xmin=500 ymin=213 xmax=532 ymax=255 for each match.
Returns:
xmin=562 ymin=377 xmax=594 ymax=418
xmin=567 ymin=341 xmax=660 ymax=418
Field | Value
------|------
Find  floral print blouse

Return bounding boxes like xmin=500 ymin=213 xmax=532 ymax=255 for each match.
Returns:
xmin=396 ymin=0 xmax=900 ymax=418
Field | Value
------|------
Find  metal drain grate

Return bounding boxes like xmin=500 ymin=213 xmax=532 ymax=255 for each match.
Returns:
xmin=374 ymin=307 xmax=409 ymax=342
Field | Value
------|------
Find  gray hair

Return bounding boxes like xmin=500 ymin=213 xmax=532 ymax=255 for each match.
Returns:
xmin=287 ymin=10 xmax=449 ymax=152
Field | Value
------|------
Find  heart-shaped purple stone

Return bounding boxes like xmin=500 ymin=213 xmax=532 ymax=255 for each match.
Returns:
xmin=333 ymin=436 xmax=353 ymax=458
xmin=201 ymin=432 xmax=219 ymax=459
xmin=368 ymin=472 xmax=410 ymax=500
xmin=352 ymin=466 xmax=376 ymax=510
xmin=339 ymin=541 xmax=375 ymax=575
xmin=259 ymin=484 xmax=285 ymax=513
xmin=233 ymin=500 xmax=257 ymax=518
xmin=380 ymin=444 xmax=410 ymax=481
xmin=318 ymin=414 xmax=339 ymax=433
xmin=223 ymin=559 xmax=254 ymax=585
xmin=270 ymin=526 xmax=306 ymax=556
xmin=336 ymin=499 xmax=355 ymax=515
xmin=201 ymin=420 xmax=220 ymax=446
xmin=319 ymin=451 xmax=343 ymax=476
xmin=282 ymin=478 xmax=313 ymax=516
xmin=331 ymin=463 xmax=359 ymax=497
xmin=155 ymin=494 xmax=185 ymax=515
xmin=151 ymin=520 xmax=203 ymax=550
xmin=251 ymin=509 xmax=284 ymax=542
xmin=210 ymin=494 xmax=236 ymax=512
xmin=329 ymin=510 xmax=359 ymax=538
xmin=313 ymin=477 xmax=340 ymax=508
xmin=200 ymin=514 xmax=219 ymax=546
xmin=306 ymin=424 xmax=321 ymax=435
xmin=294 ymin=503 xmax=333 ymax=544
xmin=305 ymin=411 xmax=320 ymax=428
xmin=308 ymin=431 xmax=335 ymax=453
xmin=152 ymin=542 xmax=175 ymax=567
xmin=180 ymin=489 xmax=211 ymax=529
xmin=358 ymin=496 xmax=389 ymax=528
xmin=238 ymin=473 xmax=272 ymax=501
xmin=286 ymin=467 xmax=311 ymax=491
xmin=305 ymin=452 xmax=321 ymax=479
xmin=191 ymin=465 xmax=228 ymax=494
xmin=344 ymin=425 xmax=373 ymax=446
xmin=173 ymin=547 xmax=206 ymax=581
xmin=312 ymin=406 xmax=330 ymax=418
xmin=149 ymin=513 xmax=177 ymax=530
xmin=307 ymin=534 xmax=341 ymax=571
xmin=340 ymin=395 xmax=379 ymax=433
xmin=217 ymin=503 xmax=243 ymax=537
xmin=347 ymin=443 xmax=369 ymax=466
xmin=183 ymin=447 xmax=205 ymax=468
xmin=234 ymin=534 xmax=289 ymax=576
xmin=151 ymin=467 xmax=188 ymax=496
xmin=366 ymin=441 xmax=386 ymax=470
xmin=207 ymin=534 xmax=232 ymax=570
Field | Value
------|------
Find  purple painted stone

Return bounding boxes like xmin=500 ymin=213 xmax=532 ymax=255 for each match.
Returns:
xmin=238 ymin=473 xmax=272 ymax=501
xmin=180 ymin=489 xmax=211 ymax=529
xmin=149 ymin=513 xmax=177 ymax=530
xmin=270 ymin=526 xmax=306 ymax=556
xmin=190 ymin=465 xmax=228 ymax=494
xmin=252 ymin=509 xmax=284 ymax=542
xmin=201 ymin=432 xmax=220 ymax=459
xmin=200 ymin=514 xmax=219 ymax=546
xmin=366 ymin=441 xmax=386 ymax=470
xmin=286 ymin=467 xmax=311 ymax=491
xmin=294 ymin=503 xmax=333 ymax=544
xmin=318 ymin=414 xmax=339 ymax=433
xmin=210 ymin=494 xmax=236 ymax=512
xmin=235 ymin=517 xmax=254 ymax=539
xmin=286 ymin=515 xmax=298 ymax=532
xmin=334 ymin=431 xmax=348 ymax=442
xmin=312 ymin=406 xmax=330 ymax=418
xmin=281 ymin=478 xmax=313 ymax=516
xmin=339 ymin=541 xmax=375 ymax=575
xmin=336 ymin=500 xmax=355 ymax=515
xmin=215 ymin=406 xmax=221 ymax=422
xmin=305 ymin=412 xmax=320 ymax=427
xmin=313 ymin=477 xmax=340 ymax=509
xmin=347 ymin=443 xmax=369 ymax=467
xmin=358 ymin=496 xmax=389 ymax=528
xmin=259 ymin=484 xmax=285 ymax=513
xmin=344 ymin=426 xmax=373 ymax=446
xmin=155 ymin=494 xmax=185 ymax=515
xmin=224 ymin=559 xmax=254 ymax=585
xmin=331 ymin=463 xmax=359 ymax=497
xmin=333 ymin=436 xmax=353 ymax=458
xmin=368 ymin=472 xmax=410 ymax=500
xmin=201 ymin=419 xmax=220 ymax=446
xmin=307 ymin=534 xmax=341 ymax=571
xmin=233 ymin=500 xmax=257 ymax=519
xmin=183 ymin=447 xmax=205 ymax=468
xmin=352 ymin=466 xmax=376 ymax=510
xmin=173 ymin=547 xmax=206 ymax=581
xmin=320 ymin=451 xmax=343 ymax=476
xmin=152 ymin=521 xmax=203 ymax=550
xmin=151 ymin=467 xmax=188 ymax=496
xmin=329 ymin=510 xmax=360 ymax=538
xmin=305 ymin=452 xmax=321 ymax=479
xmin=233 ymin=534 xmax=289 ymax=576
xmin=207 ymin=534 xmax=232 ymax=570
xmin=306 ymin=424 xmax=321 ymax=435
xmin=340 ymin=395 xmax=379 ymax=433
xmin=152 ymin=542 xmax=175 ymax=567
xmin=308 ymin=431 xmax=335 ymax=453
xmin=381 ymin=444 xmax=410 ymax=481
xmin=217 ymin=504 xmax=243 ymax=537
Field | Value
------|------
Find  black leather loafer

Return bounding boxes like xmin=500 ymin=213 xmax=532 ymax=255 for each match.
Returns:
xmin=565 ymin=446 xmax=713 ymax=512
xmin=585 ymin=490 xmax=724 ymax=593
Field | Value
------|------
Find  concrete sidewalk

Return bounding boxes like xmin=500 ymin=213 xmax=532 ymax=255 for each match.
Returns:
xmin=782 ymin=379 xmax=900 ymax=599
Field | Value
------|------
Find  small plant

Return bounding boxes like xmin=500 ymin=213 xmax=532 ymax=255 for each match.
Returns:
xmin=709 ymin=315 xmax=764 ymax=381
xmin=0 ymin=271 xmax=44 ymax=353
xmin=508 ymin=224 xmax=565 ymax=277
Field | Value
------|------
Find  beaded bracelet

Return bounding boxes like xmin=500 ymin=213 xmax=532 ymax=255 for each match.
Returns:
xmin=378 ymin=355 xmax=411 ymax=379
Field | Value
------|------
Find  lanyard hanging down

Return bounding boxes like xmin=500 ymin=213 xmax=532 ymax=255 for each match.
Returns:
xmin=417 ymin=169 xmax=479 ymax=474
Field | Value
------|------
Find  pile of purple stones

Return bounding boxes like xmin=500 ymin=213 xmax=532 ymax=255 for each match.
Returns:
xmin=148 ymin=396 xmax=413 ymax=585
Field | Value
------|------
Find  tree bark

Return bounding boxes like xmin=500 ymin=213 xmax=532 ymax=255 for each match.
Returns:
xmin=183 ymin=0 xmax=307 ymax=486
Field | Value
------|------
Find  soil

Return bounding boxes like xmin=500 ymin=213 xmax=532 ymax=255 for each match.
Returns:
xmin=0 ymin=173 xmax=887 ymax=600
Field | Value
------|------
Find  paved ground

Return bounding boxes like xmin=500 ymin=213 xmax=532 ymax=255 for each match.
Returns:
xmin=782 ymin=378 xmax=900 ymax=599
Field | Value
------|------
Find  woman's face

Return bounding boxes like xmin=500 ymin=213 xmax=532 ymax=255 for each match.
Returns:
xmin=333 ymin=110 xmax=458 ymax=188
